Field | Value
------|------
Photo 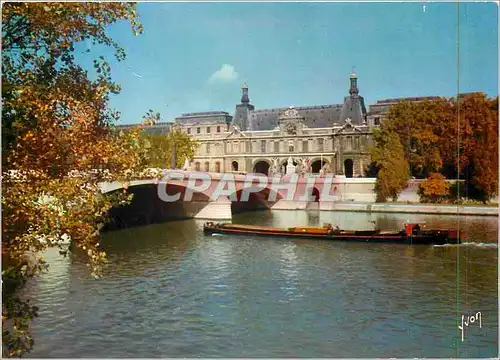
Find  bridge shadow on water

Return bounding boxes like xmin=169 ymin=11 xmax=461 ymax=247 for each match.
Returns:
xmin=230 ymin=187 xmax=281 ymax=215
xmin=102 ymin=184 xmax=279 ymax=232
xmin=102 ymin=184 xmax=208 ymax=231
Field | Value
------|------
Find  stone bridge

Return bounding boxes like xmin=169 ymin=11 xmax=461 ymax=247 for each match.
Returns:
xmin=99 ymin=170 xmax=377 ymax=229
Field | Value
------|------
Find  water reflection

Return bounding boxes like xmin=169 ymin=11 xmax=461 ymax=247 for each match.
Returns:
xmin=24 ymin=211 xmax=498 ymax=358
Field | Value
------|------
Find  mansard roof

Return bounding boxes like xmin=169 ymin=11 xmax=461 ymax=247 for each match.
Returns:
xmin=175 ymin=111 xmax=232 ymax=125
xmin=249 ymin=104 xmax=344 ymax=131
xmin=367 ymin=95 xmax=442 ymax=115
xmin=340 ymin=95 xmax=366 ymax=125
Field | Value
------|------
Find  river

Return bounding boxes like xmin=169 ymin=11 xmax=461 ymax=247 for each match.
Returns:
xmin=24 ymin=211 xmax=498 ymax=358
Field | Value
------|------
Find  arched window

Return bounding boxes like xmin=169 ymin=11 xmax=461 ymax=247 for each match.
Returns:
xmin=204 ymin=161 xmax=210 ymax=172
xmin=253 ymin=161 xmax=270 ymax=175
xmin=344 ymin=159 xmax=353 ymax=178
xmin=194 ymin=162 xmax=201 ymax=171
xmin=231 ymin=161 xmax=239 ymax=172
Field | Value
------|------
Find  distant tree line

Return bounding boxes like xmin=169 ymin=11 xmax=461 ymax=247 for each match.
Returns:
xmin=368 ymin=93 xmax=498 ymax=203
xmin=139 ymin=127 xmax=198 ymax=169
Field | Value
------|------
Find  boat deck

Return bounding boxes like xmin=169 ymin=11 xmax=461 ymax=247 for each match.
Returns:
xmin=203 ymin=222 xmax=460 ymax=245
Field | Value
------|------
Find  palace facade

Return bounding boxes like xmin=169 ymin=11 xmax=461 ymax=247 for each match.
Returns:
xmin=123 ymin=72 xmax=443 ymax=177
xmin=175 ymin=72 xmax=381 ymax=177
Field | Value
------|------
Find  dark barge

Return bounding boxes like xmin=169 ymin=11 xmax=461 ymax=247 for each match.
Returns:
xmin=203 ymin=222 xmax=461 ymax=245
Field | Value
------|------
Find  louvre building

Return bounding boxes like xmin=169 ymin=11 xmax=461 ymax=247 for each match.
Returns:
xmin=127 ymin=72 xmax=439 ymax=177
xmin=174 ymin=72 xmax=390 ymax=177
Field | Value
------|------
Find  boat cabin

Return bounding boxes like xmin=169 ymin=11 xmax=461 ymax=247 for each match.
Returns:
xmin=404 ymin=221 xmax=426 ymax=236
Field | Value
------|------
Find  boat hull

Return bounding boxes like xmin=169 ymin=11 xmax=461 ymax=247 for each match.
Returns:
xmin=203 ymin=224 xmax=460 ymax=245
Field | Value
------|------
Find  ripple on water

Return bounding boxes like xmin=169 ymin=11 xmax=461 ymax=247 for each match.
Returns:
xmin=23 ymin=214 xmax=499 ymax=358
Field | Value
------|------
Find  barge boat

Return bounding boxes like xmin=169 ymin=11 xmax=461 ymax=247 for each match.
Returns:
xmin=203 ymin=222 xmax=461 ymax=245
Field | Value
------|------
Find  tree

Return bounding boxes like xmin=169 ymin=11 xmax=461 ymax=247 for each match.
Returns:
xmin=377 ymin=94 xmax=498 ymax=201
xmin=457 ymin=93 xmax=499 ymax=202
xmin=382 ymin=98 xmax=454 ymax=178
xmin=141 ymin=126 xmax=199 ymax=169
xmin=363 ymin=161 xmax=379 ymax=178
xmin=2 ymin=3 xmax=149 ymax=357
xmin=370 ymin=129 xmax=410 ymax=202
xmin=418 ymin=173 xmax=450 ymax=203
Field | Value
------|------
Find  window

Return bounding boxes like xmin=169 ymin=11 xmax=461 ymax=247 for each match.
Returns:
xmin=196 ymin=127 xmax=200 ymax=134
xmin=303 ymin=140 xmax=308 ymax=152
xmin=317 ymin=138 xmax=324 ymax=152
xmin=346 ymin=136 xmax=352 ymax=150
xmin=207 ymin=127 xmax=211 ymax=133
xmin=194 ymin=162 xmax=201 ymax=171
xmin=187 ymin=128 xmax=191 ymax=134
xmin=288 ymin=140 xmax=294 ymax=153
xmin=217 ymin=126 xmax=221 ymax=133
xmin=374 ymin=117 xmax=380 ymax=126
xmin=215 ymin=162 xmax=221 ymax=173
xmin=204 ymin=161 xmax=210 ymax=172
xmin=274 ymin=141 xmax=280 ymax=153
xmin=261 ymin=140 xmax=266 ymax=153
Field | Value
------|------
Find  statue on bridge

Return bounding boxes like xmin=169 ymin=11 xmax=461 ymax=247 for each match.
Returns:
xmin=296 ymin=157 xmax=311 ymax=177
xmin=319 ymin=162 xmax=331 ymax=177
xmin=286 ymin=156 xmax=296 ymax=175
xmin=270 ymin=158 xmax=280 ymax=176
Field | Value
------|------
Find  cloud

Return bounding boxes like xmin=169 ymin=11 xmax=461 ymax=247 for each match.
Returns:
xmin=208 ymin=64 xmax=238 ymax=84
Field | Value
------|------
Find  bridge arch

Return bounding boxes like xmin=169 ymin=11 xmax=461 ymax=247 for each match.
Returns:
xmin=100 ymin=173 xmax=286 ymax=226
xmin=252 ymin=159 xmax=271 ymax=175
xmin=103 ymin=182 xmax=212 ymax=230
xmin=230 ymin=186 xmax=283 ymax=214
xmin=310 ymin=158 xmax=330 ymax=173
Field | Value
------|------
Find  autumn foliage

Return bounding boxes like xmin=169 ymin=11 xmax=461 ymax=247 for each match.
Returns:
xmin=1 ymin=3 xmax=151 ymax=357
xmin=141 ymin=127 xmax=199 ymax=169
xmin=370 ymin=130 xmax=410 ymax=202
xmin=372 ymin=94 xmax=498 ymax=203
xmin=418 ymin=173 xmax=450 ymax=203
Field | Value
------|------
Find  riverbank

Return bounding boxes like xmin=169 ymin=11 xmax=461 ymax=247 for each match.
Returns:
xmin=272 ymin=200 xmax=499 ymax=216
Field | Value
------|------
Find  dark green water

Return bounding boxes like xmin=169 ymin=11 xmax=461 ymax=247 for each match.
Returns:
xmin=25 ymin=211 xmax=498 ymax=358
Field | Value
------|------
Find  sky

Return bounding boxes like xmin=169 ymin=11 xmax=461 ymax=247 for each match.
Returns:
xmin=75 ymin=2 xmax=498 ymax=125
